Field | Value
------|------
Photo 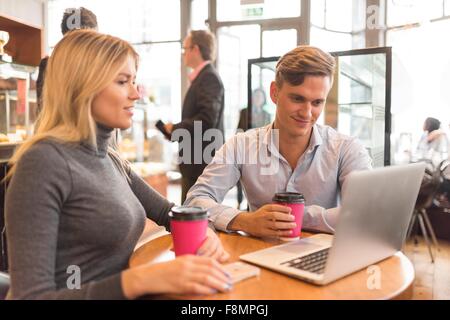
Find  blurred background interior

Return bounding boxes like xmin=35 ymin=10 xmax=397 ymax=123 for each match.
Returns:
xmin=0 ymin=0 xmax=449 ymax=207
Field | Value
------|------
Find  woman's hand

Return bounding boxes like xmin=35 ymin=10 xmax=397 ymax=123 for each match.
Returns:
xmin=135 ymin=219 xmax=166 ymax=250
xmin=197 ymin=228 xmax=230 ymax=263
xmin=122 ymin=255 xmax=232 ymax=299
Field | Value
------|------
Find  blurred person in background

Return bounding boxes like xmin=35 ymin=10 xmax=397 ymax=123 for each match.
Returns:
xmin=416 ymin=117 xmax=448 ymax=165
xmin=36 ymin=7 xmax=98 ymax=114
xmin=163 ymin=30 xmax=225 ymax=203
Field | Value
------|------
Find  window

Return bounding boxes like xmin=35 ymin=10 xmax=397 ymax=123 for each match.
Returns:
xmin=217 ymin=25 xmax=261 ymax=135
xmin=48 ymin=0 xmax=180 ymax=46
xmin=213 ymin=1 xmax=303 ymax=137
xmin=387 ymin=0 xmax=444 ymax=27
xmin=47 ymin=0 xmax=182 ymax=107
xmin=191 ymin=0 xmax=209 ymax=29
xmin=385 ymin=0 xmax=450 ymax=161
xmin=310 ymin=0 xmax=357 ymax=52
xmin=100 ymin=0 xmax=180 ymax=43
xmin=134 ymin=43 xmax=182 ymax=123
xmin=262 ymin=29 xmax=297 ymax=57
xmin=310 ymin=26 xmax=353 ymax=52
xmin=324 ymin=0 xmax=353 ymax=32
xmin=216 ymin=0 xmax=301 ymax=22
xmin=311 ymin=0 xmax=353 ymax=32
xmin=311 ymin=0 xmax=326 ymax=27
xmin=387 ymin=19 xmax=450 ymax=151
xmin=48 ymin=0 xmax=182 ymax=164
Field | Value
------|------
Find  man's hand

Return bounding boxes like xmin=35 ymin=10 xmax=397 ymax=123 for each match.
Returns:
xmin=164 ymin=123 xmax=174 ymax=134
xmin=427 ymin=129 xmax=444 ymax=142
xmin=228 ymin=204 xmax=296 ymax=238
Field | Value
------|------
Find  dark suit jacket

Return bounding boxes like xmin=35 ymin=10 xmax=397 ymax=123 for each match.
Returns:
xmin=36 ymin=56 xmax=49 ymax=114
xmin=172 ymin=63 xmax=225 ymax=180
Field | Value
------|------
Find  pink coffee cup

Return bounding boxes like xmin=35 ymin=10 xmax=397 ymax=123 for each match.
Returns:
xmin=169 ymin=206 xmax=209 ymax=256
xmin=272 ymin=192 xmax=305 ymax=241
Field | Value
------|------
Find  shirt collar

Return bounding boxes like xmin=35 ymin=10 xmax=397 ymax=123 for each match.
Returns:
xmin=188 ymin=61 xmax=210 ymax=82
xmin=264 ymin=123 xmax=323 ymax=157
xmin=308 ymin=124 xmax=323 ymax=151
xmin=264 ymin=123 xmax=281 ymax=158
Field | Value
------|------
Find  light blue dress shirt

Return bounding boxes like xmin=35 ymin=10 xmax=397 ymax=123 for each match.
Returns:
xmin=185 ymin=123 xmax=372 ymax=233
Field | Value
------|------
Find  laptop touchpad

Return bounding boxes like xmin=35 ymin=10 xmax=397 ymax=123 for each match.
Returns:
xmin=275 ymin=238 xmax=324 ymax=254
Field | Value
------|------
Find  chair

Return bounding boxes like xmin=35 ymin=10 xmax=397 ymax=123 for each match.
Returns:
xmin=0 ymin=271 xmax=9 ymax=300
xmin=434 ymin=159 xmax=450 ymax=212
xmin=406 ymin=160 xmax=442 ymax=262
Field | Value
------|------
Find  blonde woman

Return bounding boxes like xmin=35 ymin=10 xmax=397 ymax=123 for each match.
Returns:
xmin=5 ymin=30 xmax=231 ymax=300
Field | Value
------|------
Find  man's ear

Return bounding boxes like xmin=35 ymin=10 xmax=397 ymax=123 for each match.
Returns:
xmin=270 ymin=81 xmax=278 ymax=104
xmin=193 ymin=44 xmax=201 ymax=57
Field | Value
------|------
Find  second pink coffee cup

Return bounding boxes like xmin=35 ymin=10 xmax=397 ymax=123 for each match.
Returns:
xmin=169 ymin=206 xmax=209 ymax=256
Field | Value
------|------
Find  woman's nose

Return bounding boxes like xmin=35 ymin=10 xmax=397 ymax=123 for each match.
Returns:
xmin=129 ymin=85 xmax=140 ymax=100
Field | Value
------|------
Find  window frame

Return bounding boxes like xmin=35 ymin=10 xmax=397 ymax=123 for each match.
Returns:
xmin=384 ymin=0 xmax=450 ymax=39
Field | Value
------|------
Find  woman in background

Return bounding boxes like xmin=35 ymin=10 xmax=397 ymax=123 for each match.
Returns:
xmin=416 ymin=117 xmax=448 ymax=164
xmin=5 ymin=30 xmax=230 ymax=300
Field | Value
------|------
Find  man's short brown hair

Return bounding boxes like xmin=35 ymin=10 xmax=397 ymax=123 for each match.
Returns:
xmin=189 ymin=30 xmax=216 ymax=62
xmin=275 ymin=46 xmax=336 ymax=88
xmin=61 ymin=7 xmax=98 ymax=35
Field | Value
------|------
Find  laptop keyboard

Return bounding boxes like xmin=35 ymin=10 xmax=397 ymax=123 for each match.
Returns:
xmin=280 ymin=248 xmax=329 ymax=274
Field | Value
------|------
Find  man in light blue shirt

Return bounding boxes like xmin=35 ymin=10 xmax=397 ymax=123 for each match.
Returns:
xmin=185 ymin=46 xmax=372 ymax=237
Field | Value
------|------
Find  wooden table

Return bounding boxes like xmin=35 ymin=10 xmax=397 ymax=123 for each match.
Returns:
xmin=129 ymin=232 xmax=415 ymax=300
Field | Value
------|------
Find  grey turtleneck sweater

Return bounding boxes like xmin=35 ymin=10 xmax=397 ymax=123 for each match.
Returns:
xmin=5 ymin=125 xmax=173 ymax=299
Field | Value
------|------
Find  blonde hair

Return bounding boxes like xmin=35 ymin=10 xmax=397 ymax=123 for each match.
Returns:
xmin=6 ymin=30 xmax=138 ymax=180
xmin=275 ymin=46 xmax=336 ymax=88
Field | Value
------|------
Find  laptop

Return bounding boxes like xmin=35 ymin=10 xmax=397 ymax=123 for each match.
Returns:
xmin=240 ymin=162 xmax=426 ymax=285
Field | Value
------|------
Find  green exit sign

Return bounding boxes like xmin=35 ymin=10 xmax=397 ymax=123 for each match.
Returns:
xmin=243 ymin=6 xmax=264 ymax=18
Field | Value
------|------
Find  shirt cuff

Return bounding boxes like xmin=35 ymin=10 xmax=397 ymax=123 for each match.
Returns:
xmin=303 ymin=205 xmax=339 ymax=233
xmin=212 ymin=207 xmax=241 ymax=232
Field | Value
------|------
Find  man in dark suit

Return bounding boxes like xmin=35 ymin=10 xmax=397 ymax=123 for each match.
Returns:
xmin=164 ymin=30 xmax=225 ymax=203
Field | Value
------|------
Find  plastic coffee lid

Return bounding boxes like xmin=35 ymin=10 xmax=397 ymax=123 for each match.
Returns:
xmin=169 ymin=206 xmax=209 ymax=221
xmin=272 ymin=192 xmax=305 ymax=203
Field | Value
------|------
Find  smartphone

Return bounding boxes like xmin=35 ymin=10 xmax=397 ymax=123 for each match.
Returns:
xmin=223 ymin=262 xmax=260 ymax=284
xmin=155 ymin=119 xmax=171 ymax=139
